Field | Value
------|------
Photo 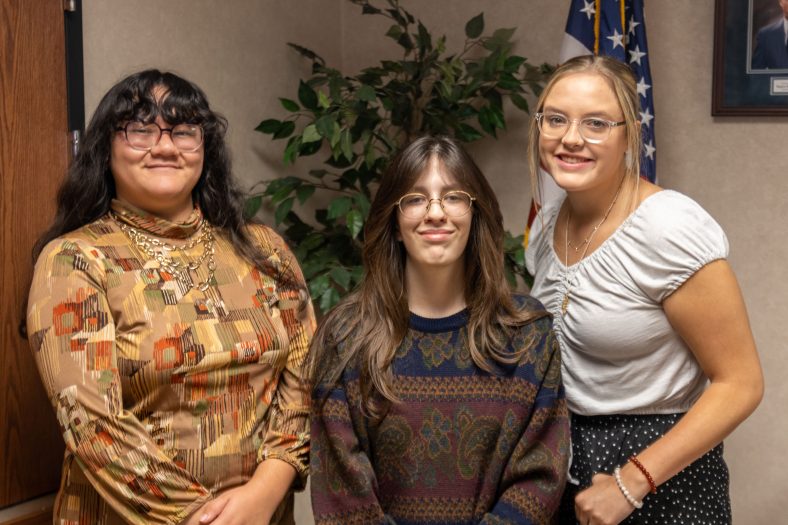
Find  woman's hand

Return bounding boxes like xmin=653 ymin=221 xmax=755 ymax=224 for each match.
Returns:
xmin=574 ymin=470 xmax=645 ymax=525
xmin=183 ymin=458 xmax=297 ymax=525
xmin=190 ymin=481 xmax=271 ymax=525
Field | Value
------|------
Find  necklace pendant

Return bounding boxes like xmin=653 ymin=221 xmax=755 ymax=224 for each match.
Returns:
xmin=561 ymin=293 xmax=570 ymax=316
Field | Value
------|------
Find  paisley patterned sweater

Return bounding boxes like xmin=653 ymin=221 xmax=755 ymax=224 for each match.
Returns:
xmin=26 ymin=200 xmax=315 ymax=525
xmin=310 ymin=296 xmax=568 ymax=525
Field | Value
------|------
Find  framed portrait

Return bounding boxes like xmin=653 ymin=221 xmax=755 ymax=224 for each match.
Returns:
xmin=713 ymin=0 xmax=788 ymax=115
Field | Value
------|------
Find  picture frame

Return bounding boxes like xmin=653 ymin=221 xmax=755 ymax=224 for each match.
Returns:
xmin=712 ymin=0 xmax=788 ymax=116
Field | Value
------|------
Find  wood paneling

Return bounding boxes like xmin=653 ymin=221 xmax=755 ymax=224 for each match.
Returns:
xmin=0 ymin=0 xmax=68 ymax=509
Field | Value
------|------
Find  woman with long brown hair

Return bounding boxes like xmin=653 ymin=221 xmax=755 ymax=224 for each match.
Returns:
xmin=308 ymin=135 xmax=569 ymax=524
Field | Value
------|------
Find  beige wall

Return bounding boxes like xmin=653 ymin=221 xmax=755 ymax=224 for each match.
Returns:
xmin=82 ymin=1 xmax=787 ymax=523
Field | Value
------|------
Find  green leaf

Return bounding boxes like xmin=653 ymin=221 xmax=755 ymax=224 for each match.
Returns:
xmin=504 ymin=55 xmax=527 ymax=73
xmin=504 ymin=264 xmax=516 ymax=288
xmin=274 ymin=197 xmax=294 ymax=225
xmin=397 ymin=33 xmax=414 ymax=51
xmin=492 ymin=27 xmax=517 ymax=43
xmin=352 ymin=192 xmax=371 ymax=218
xmin=298 ymin=80 xmax=319 ymax=110
xmin=255 ymin=119 xmax=281 ymax=134
xmin=346 ymin=209 xmax=364 ymax=238
xmin=296 ymin=185 xmax=315 ymax=204
xmin=510 ymin=93 xmax=530 ymax=112
xmin=329 ymin=266 xmax=351 ymax=290
xmin=478 ymin=108 xmax=495 ymax=136
xmin=349 ymin=266 xmax=364 ymax=286
xmin=362 ymin=4 xmax=382 ymax=15
xmin=465 ymin=12 xmax=484 ymax=39
xmin=488 ymin=106 xmax=505 ymax=129
xmin=329 ymin=121 xmax=342 ymax=148
xmin=327 ymin=196 xmax=352 ymax=219
xmin=416 ymin=21 xmax=432 ymax=52
xmin=283 ymin=136 xmax=302 ymax=165
xmin=356 ymin=85 xmax=377 ymax=102
xmin=315 ymin=114 xmax=335 ymax=137
xmin=299 ymin=140 xmax=322 ymax=156
xmin=340 ymin=129 xmax=354 ymax=162
xmin=279 ymin=98 xmax=300 ymax=112
xmin=302 ymin=124 xmax=322 ymax=143
xmin=456 ymin=123 xmax=484 ymax=142
xmin=319 ymin=287 xmax=341 ymax=313
xmin=243 ymin=195 xmax=262 ymax=219
xmin=310 ymin=274 xmax=331 ymax=299
xmin=318 ymin=90 xmax=331 ymax=109
xmin=270 ymin=179 xmax=299 ymax=203
xmin=273 ymin=120 xmax=296 ymax=139
xmin=286 ymin=42 xmax=325 ymax=65
xmin=386 ymin=24 xmax=403 ymax=40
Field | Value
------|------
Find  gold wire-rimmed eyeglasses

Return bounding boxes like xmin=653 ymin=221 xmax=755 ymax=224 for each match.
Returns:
xmin=396 ymin=190 xmax=475 ymax=219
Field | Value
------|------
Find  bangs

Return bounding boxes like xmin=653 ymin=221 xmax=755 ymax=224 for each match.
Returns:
xmin=110 ymin=72 xmax=210 ymax=126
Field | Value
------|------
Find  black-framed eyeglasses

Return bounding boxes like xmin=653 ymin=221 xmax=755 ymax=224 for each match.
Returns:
xmin=396 ymin=190 xmax=475 ymax=219
xmin=535 ymin=112 xmax=625 ymax=144
xmin=115 ymin=121 xmax=204 ymax=152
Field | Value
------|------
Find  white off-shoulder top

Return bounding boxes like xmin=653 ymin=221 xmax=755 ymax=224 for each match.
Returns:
xmin=526 ymin=190 xmax=729 ymax=416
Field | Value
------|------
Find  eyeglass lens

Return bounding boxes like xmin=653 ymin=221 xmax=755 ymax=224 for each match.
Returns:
xmin=123 ymin=122 xmax=203 ymax=151
xmin=398 ymin=191 xmax=473 ymax=218
xmin=538 ymin=114 xmax=614 ymax=144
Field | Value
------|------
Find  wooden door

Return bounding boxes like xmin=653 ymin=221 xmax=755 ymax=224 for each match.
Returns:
xmin=0 ymin=0 xmax=70 ymax=517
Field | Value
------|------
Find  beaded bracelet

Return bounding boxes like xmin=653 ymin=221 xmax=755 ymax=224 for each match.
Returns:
xmin=613 ymin=467 xmax=643 ymax=509
xmin=629 ymin=455 xmax=657 ymax=494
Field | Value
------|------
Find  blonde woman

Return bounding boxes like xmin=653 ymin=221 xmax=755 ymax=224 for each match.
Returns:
xmin=526 ymin=55 xmax=763 ymax=525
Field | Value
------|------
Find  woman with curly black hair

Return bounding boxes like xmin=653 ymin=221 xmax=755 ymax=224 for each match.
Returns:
xmin=26 ymin=70 xmax=314 ymax=525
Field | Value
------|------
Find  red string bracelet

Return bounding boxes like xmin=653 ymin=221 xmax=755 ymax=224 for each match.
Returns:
xmin=629 ymin=455 xmax=657 ymax=494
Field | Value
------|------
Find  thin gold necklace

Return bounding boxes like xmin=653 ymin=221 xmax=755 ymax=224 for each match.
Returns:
xmin=561 ymin=178 xmax=624 ymax=316
xmin=111 ymin=213 xmax=217 ymax=292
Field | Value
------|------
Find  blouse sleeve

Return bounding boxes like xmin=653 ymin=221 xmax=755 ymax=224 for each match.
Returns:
xmin=253 ymin=227 xmax=316 ymax=489
xmin=626 ymin=192 xmax=729 ymax=303
xmin=479 ymin=314 xmax=569 ymax=524
xmin=26 ymin=238 xmax=212 ymax=525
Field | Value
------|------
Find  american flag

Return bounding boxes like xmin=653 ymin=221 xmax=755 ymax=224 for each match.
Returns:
xmin=525 ymin=0 xmax=656 ymax=254
xmin=561 ymin=0 xmax=656 ymax=182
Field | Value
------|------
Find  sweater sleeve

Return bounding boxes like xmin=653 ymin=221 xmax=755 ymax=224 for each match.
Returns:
xmin=26 ymin=238 xmax=211 ymax=525
xmin=479 ymin=316 xmax=569 ymax=524
xmin=310 ymin=371 xmax=392 ymax=525
xmin=253 ymin=227 xmax=316 ymax=489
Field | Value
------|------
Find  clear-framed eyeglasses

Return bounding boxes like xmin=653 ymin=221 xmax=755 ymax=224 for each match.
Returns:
xmin=115 ymin=121 xmax=204 ymax=152
xmin=396 ymin=190 xmax=475 ymax=219
xmin=535 ymin=112 xmax=625 ymax=144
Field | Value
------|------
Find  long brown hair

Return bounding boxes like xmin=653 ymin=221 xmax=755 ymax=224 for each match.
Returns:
xmin=306 ymin=135 xmax=547 ymax=422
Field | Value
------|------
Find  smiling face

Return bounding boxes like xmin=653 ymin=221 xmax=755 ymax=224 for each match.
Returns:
xmin=538 ymin=71 xmax=628 ymax=197
xmin=396 ymin=156 xmax=472 ymax=275
xmin=110 ymin=89 xmax=204 ymax=222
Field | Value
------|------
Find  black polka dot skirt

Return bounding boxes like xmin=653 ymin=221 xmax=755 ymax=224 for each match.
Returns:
xmin=558 ymin=413 xmax=731 ymax=525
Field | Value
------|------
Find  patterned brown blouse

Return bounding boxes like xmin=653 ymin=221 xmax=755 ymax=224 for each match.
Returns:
xmin=26 ymin=200 xmax=315 ymax=525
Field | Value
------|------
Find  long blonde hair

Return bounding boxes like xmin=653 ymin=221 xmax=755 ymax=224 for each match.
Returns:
xmin=526 ymin=55 xmax=643 ymax=207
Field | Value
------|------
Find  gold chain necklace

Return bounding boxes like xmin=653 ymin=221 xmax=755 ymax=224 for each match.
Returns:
xmin=111 ymin=213 xmax=217 ymax=292
xmin=561 ymin=178 xmax=624 ymax=316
